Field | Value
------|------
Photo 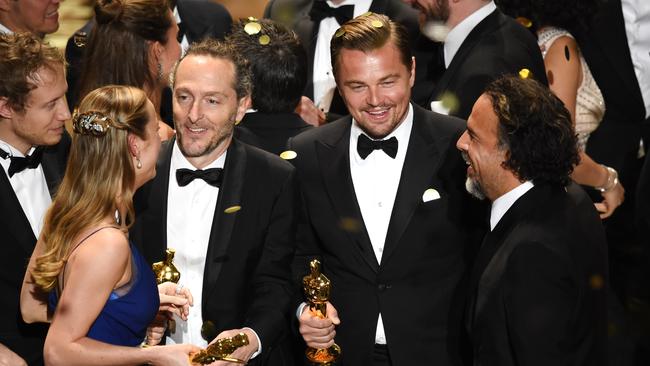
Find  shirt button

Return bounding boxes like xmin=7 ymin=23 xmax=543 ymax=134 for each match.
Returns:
xmin=378 ymin=247 xmax=383 ymax=253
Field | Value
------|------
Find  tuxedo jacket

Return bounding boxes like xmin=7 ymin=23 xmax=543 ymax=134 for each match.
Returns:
xmin=234 ymin=112 xmax=312 ymax=156
xmin=131 ymin=137 xmax=297 ymax=366
xmin=264 ymin=0 xmax=438 ymax=116
xmin=429 ymin=9 xmax=547 ymax=119
xmin=0 ymin=134 xmax=70 ymax=365
xmin=64 ymin=0 xmax=232 ymax=112
xmin=467 ymin=183 xmax=608 ymax=366
xmin=287 ymin=104 xmax=485 ymax=365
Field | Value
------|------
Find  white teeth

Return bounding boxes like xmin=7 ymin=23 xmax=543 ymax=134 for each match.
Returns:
xmin=189 ymin=127 xmax=206 ymax=132
xmin=46 ymin=10 xmax=57 ymax=17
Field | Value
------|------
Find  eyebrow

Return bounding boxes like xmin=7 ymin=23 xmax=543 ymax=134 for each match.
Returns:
xmin=343 ymin=73 xmax=401 ymax=86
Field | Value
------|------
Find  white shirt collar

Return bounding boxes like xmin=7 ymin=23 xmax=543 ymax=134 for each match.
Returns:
xmin=444 ymin=1 xmax=496 ymax=68
xmin=171 ymin=139 xmax=226 ymax=171
xmin=350 ymin=103 xmax=414 ymax=162
xmin=0 ymin=22 xmax=12 ymax=34
xmin=326 ymin=0 xmax=372 ymax=15
xmin=0 ymin=139 xmax=35 ymax=158
xmin=489 ymin=180 xmax=534 ymax=230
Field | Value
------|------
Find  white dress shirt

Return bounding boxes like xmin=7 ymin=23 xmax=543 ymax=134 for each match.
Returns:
xmin=312 ymin=0 xmax=372 ymax=112
xmin=349 ymin=103 xmax=413 ymax=344
xmin=489 ymin=181 xmax=534 ymax=231
xmin=166 ymin=142 xmax=224 ymax=347
xmin=622 ymin=0 xmax=650 ymax=119
xmin=0 ymin=139 xmax=51 ymax=238
xmin=443 ymin=1 xmax=496 ymax=68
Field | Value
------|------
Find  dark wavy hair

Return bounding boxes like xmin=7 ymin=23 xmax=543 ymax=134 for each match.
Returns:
xmin=485 ymin=75 xmax=579 ymax=186
xmin=77 ymin=0 xmax=172 ymax=104
xmin=227 ymin=19 xmax=307 ymax=113
xmin=496 ymin=0 xmax=602 ymax=33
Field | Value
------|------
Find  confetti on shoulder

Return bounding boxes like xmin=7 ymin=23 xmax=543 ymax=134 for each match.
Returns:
xmin=224 ymin=205 xmax=242 ymax=214
xmin=280 ymin=150 xmax=297 ymax=160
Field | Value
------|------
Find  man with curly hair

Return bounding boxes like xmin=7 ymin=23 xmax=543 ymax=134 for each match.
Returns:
xmin=457 ymin=75 xmax=608 ymax=365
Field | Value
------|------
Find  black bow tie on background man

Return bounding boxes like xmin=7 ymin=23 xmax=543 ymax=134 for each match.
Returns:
xmin=0 ymin=147 xmax=44 ymax=177
xmin=176 ymin=168 xmax=223 ymax=187
xmin=309 ymin=1 xmax=354 ymax=25
xmin=357 ymin=134 xmax=398 ymax=159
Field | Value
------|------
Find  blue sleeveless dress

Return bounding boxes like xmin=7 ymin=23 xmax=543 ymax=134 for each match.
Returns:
xmin=48 ymin=242 xmax=160 ymax=346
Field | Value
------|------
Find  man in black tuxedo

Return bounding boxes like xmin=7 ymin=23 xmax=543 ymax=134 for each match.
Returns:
xmin=289 ymin=13 xmax=481 ymax=365
xmin=457 ymin=75 xmax=608 ymax=365
xmin=404 ymin=0 xmax=546 ymax=119
xmin=229 ymin=19 xmax=312 ymax=156
xmin=131 ymin=39 xmax=297 ymax=365
xmin=0 ymin=33 xmax=70 ymax=366
xmin=265 ymin=0 xmax=437 ymax=124
xmin=64 ymin=0 xmax=233 ymax=115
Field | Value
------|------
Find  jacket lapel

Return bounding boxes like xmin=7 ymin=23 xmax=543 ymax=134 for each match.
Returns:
xmin=380 ymin=105 xmax=444 ymax=265
xmin=202 ymin=140 xmax=246 ymax=307
xmin=430 ymin=9 xmax=501 ymax=101
xmin=40 ymin=132 xmax=70 ymax=196
xmin=316 ymin=119 xmax=378 ymax=272
xmin=0 ymin=174 xmax=36 ymax=254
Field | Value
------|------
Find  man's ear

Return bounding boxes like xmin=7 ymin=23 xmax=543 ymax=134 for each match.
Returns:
xmin=0 ymin=97 xmax=15 ymax=120
xmin=235 ymin=95 xmax=251 ymax=123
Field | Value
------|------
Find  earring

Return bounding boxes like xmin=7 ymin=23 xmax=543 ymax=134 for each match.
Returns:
xmin=136 ymin=157 xmax=142 ymax=169
xmin=156 ymin=62 xmax=163 ymax=81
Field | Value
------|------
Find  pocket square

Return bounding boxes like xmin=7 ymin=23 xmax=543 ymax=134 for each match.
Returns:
xmin=422 ymin=188 xmax=441 ymax=202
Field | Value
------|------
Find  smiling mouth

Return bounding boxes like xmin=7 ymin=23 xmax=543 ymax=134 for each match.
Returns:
xmin=187 ymin=126 xmax=207 ymax=133
xmin=45 ymin=9 xmax=58 ymax=18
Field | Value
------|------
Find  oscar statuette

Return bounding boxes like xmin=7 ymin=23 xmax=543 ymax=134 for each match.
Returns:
xmin=191 ymin=332 xmax=249 ymax=365
xmin=151 ymin=248 xmax=181 ymax=333
xmin=303 ymin=259 xmax=341 ymax=365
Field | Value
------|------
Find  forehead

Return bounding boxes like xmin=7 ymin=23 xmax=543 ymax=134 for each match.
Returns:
xmin=336 ymin=42 xmax=409 ymax=79
xmin=175 ymin=55 xmax=236 ymax=93
xmin=468 ymin=94 xmax=499 ymax=137
xmin=25 ymin=64 xmax=66 ymax=105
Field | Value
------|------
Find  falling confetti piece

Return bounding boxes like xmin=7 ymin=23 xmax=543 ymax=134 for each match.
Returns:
xmin=519 ymin=68 xmax=531 ymax=79
xmin=224 ymin=205 xmax=242 ymax=214
xmin=244 ymin=22 xmax=261 ymax=35
xmin=259 ymin=34 xmax=271 ymax=45
xmin=280 ymin=150 xmax=298 ymax=160
xmin=516 ymin=16 xmax=532 ymax=28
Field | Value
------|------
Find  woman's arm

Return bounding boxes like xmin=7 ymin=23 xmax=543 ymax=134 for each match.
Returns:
xmin=43 ymin=228 xmax=197 ymax=366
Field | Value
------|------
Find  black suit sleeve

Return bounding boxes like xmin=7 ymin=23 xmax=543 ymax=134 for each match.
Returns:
xmin=503 ymin=241 xmax=577 ymax=366
xmin=244 ymin=168 xmax=298 ymax=349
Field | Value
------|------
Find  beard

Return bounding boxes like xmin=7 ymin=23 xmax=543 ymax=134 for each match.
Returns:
xmin=176 ymin=116 xmax=235 ymax=159
xmin=465 ymin=176 xmax=486 ymax=200
xmin=420 ymin=0 xmax=450 ymax=42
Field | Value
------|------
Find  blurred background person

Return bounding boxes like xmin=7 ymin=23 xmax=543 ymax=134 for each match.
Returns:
xmin=496 ymin=0 xmax=624 ymax=218
xmin=73 ymin=0 xmax=182 ymax=140
xmin=228 ymin=18 xmax=312 ymax=155
xmin=0 ymin=32 xmax=69 ymax=366
xmin=0 ymin=0 xmax=62 ymax=36
xmin=20 ymin=85 xmax=199 ymax=365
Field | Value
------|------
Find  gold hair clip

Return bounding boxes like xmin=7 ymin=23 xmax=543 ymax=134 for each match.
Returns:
xmin=72 ymin=110 xmax=112 ymax=136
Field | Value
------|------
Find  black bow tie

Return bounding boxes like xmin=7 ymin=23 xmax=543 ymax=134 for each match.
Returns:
xmin=176 ymin=168 xmax=223 ymax=187
xmin=0 ymin=147 xmax=43 ymax=177
xmin=357 ymin=134 xmax=398 ymax=159
xmin=309 ymin=1 xmax=354 ymax=25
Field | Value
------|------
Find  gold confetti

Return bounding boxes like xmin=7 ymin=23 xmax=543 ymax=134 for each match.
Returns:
xmin=439 ymin=91 xmax=460 ymax=114
xmin=516 ymin=16 xmax=532 ymax=28
xmin=519 ymin=68 xmax=531 ymax=79
xmin=361 ymin=11 xmax=373 ymax=17
xmin=335 ymin=28 xmax=346 ymax=38
xmin=234 ymin=119 xmax=241 ymax=125
xmin=422 ymin=188 xmax=441 ymax=202
xmin=259 ymin=34 xmax=271 ymax=45
xmin=280 ymin=150 xmax=297 ymax=160
xmin=589 ymin=274 xmax=604 ymax=289
xmin=244 ymin=21 xmax=261 ymax=35
xmin=339 ymin=217 xmax=361 ymax=233
xmin=247 ymin=16 xmax=257 ymax=21
xmin=224 ymin=205 xmax=242 ymax=214
xmin=371 ymin=20 xmax=384 ymax=28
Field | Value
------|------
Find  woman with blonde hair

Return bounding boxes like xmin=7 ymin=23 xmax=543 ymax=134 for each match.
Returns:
xmin=20 ymin=85 xmax=198 ymax=365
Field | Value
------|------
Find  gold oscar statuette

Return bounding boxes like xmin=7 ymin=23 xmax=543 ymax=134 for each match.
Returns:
xmin=151 ymin=248 xmax=181 ymax=333
xmin=152 ymin=248 xmax=181 ymax=284
xmin=303 ymin=259 xmax=341 ymax=365
xmin=191 ymin=332 xmax=249 ymax=365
